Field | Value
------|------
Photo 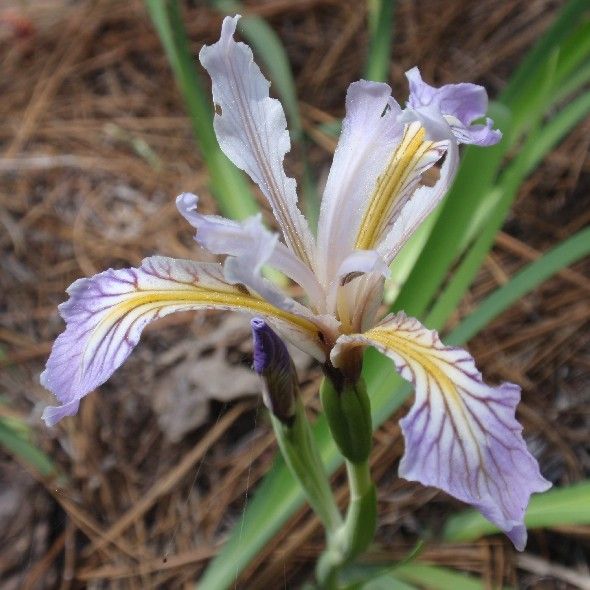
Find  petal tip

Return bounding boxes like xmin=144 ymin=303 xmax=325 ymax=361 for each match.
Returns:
xmin=220 ymin=14 xmax=240 ymax=41
xmin=176 ymin=192 xmax=199 ymax=224
xmin=507 ymin=524 xmax=527 ymax=551
xmin=41 ymin=400 xmax=80 ymax=427
xmin=405 ymin=66 xmax=421 ymax=81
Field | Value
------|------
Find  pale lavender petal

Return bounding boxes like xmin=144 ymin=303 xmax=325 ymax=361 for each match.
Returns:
xmin=332 ymin=313 xmax=551 ymax=549
xmin=354 ymin=121 xmax=449 ymax=257
xmin=41 ymin=256 xmax=326 ymax=425
xmin=407 ymin=67 xmax=487 ymax=125
xmin=336 ymin=249 xmax=389 ymax=285
xmin=177 ymin=195 xmax=285 ymax=308
xmin=376 ymin=132 xmax=459 ymax=264
xmin=41 ymin=399 xmax=79 ymax=427
xmin=405 ymin=67 xmax=501 ymax=146
xmin=199 ymin=16 xmax=315 ymax=267
xmin=316 ymin=80 xmax=403 ymax=285
xmin=176 ymin=193 xmax=324 ymax=308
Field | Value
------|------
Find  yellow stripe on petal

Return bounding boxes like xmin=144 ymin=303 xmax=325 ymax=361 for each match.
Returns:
xmin=41 ymin=256 xmax=325 ymax=425
xmin=355 ymin=123 xmax=444 ymax=251
xmin=97 ymin=288 xmax=316 ymax=338
xmin=362 ymin=322 xmax=462 ymax=408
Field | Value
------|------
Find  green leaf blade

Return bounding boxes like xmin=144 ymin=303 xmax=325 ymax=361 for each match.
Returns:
xmin=444 ymin=481 xmax=590 ymax=542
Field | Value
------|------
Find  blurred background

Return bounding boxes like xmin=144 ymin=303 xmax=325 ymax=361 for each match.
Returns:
xmin=1 ymin=0 xmax=589 ymax=588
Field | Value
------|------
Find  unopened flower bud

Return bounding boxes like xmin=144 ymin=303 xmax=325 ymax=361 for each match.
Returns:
xmin=251 ymin=318 xmax=298 ymax=425
xmin=320 ymin=375 xmax=372 ymax=464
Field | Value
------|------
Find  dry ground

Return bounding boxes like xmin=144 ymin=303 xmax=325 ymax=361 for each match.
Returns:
xmin=0 ymin=0 xmax=589 ymax=588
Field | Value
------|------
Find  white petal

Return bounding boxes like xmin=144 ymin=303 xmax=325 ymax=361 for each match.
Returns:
xmin=199 ymin=16 xmax=315 ymax=267
xmin=354 ymin=121 xmax=448 ymax=254
xmin=316 ymin=80 xmax=403 ymax=284
xmin=377 ymin=137 xmax=459 ymax=264
xmin=336 ymin=249 xmax=389 ymax=285
xmin=177 ymin=193 xmax=324 ymax=308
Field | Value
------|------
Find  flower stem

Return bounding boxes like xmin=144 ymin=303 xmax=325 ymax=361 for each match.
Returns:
xmin=341 ymin=460 xmax=377 ymax=558
xmin=271 ymin=399 xmax=343 ymax=536
xmin=315 ymin=459 xmax=377 ymax=588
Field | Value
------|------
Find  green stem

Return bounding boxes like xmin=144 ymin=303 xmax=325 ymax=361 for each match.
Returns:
xmin=341 ymin=460 xmax=377 ymax=558
xmin=315 ymin=375 xmax=377 ymax=587
xmin=271 ymin=400 xmax=343 ymax=536
xmin=347 ymin=460 xmax=371 ymax=499
xmin=316 ymin=459 xmax=377 ymax=588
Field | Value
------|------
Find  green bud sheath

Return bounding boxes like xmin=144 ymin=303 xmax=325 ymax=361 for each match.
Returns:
xmin=320 ymin=377 xmax=372 ymax=464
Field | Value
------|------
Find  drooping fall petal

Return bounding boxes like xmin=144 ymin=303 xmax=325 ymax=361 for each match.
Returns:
xmin=41 ymin=256 xmax=325 ymax=426
xmin=199 ymin=15 xmax=315 ymax=268
xmin=333 ymin=313 xmax=551 ymax=549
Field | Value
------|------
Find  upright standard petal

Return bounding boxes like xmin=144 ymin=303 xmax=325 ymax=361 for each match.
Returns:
xmin=199 ymin=16 xmax=315 ymax=267
xmin=317 ymin=80 xmax=403 ymax=284
xmin=177 ymin=193 xmax=324 ymax=309
xmin=375 ymin=135 xmax=459 ymax=264
xmin=333 ymin=313 xmax=551 ymax=549
xmin=406 ymin=67 xmax=501 ymax=146
xmin=41 ymin=256 xmax=326 ymax=426
xmin=354 ymin=121 xmax=448 ymax=254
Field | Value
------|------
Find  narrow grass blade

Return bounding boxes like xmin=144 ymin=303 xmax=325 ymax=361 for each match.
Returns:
xmin=365 ymin=0 xmax=395 ymax=82
xmin=443 ymin=481 xmax=590 ymax=543
xmin=392 ymin=563 xmax=490 ymax=590
xmin=344 ymin=562 xmax=498 ymax=590
xmin=145 ymin=0 xmax=258 ymax=219
xmin=363 ymin=575 xmax=417 ymax=590
xmin=446 ymin=226 xmax=590 ymax=344
xmin=426 ymin=91 xmax=590 ymax=330
xmin=0 ymin=417 xmax=60 ymax=480
xmin=501 ymin=0 xmax=589 ymax=125
xmin=385 ymin=203 xmax=441 ymax=303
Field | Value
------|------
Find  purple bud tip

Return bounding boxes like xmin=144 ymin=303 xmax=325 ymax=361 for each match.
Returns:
xmin=251 ymin=317 xmax=289 ymax=375
xmin=250 ymin=318 xmax=298 ymax=424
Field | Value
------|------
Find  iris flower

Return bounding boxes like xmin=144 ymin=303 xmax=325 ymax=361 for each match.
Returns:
xmin=41 ymin=16 xmax=550 ymax=549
